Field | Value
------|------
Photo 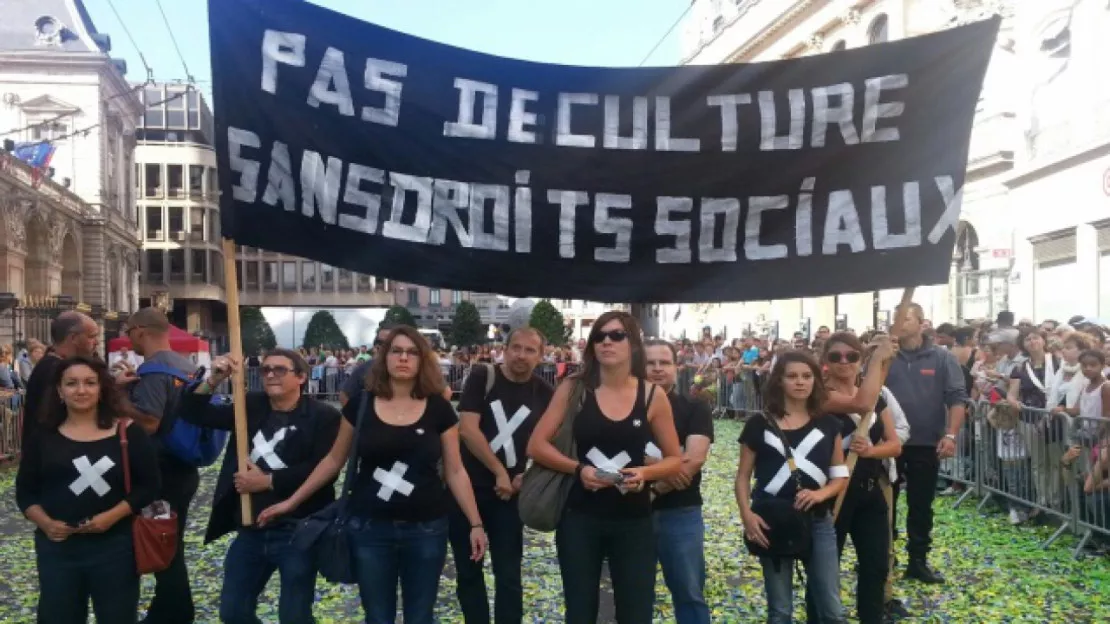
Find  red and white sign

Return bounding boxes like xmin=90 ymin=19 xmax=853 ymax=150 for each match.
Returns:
xmin=991 ymin=248 xmax=1013 ymax=259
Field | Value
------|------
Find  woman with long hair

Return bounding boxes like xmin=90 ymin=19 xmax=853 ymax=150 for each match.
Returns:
xmin=527 ymin=311 xmax=682 ymax=624
xmin=812 ymin=333 xmax=902 ymax=624
xmin=15 ymin=356 xmax=160 ymax=623
xmin=735 ymin=351 xmax=848 ymax=624
xmin=258 ymin=327 xmax=487 ymax=624
xmin=1007 ymin=328 xmax=1062 ymax=522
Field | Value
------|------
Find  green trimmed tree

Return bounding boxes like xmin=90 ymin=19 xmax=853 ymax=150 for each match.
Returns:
xmin=382 ymin=305 xmax=418 ymax=329
xmin=450 ymin=301 xmax=484 ymax=347
xmin=303 ymin=310 xmax=349 ymax=350
xmin=529 ymin=300 xmax=569 ymax=347
xmin=240 ymin=306 xmax=277 ymax=354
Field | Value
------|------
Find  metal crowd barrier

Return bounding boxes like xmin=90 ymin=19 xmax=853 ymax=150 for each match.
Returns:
xmin=937 ymin=400 xmax=1110 ymax=559
xmin=0 ymin=391 xmax=24 ymax=464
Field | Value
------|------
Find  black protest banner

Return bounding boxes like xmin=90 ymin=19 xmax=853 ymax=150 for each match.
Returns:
xmin=208 ymin=0 xmax=998 ymax=304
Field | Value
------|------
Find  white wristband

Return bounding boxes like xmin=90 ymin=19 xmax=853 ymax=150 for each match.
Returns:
xmin=829 ymin=465 xmax=850 ymax=479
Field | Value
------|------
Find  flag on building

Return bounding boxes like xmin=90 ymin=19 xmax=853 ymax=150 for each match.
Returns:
xmin=13 ymin=142 xmax=56 ymax=188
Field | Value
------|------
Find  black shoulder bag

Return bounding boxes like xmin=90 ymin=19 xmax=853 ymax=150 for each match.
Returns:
xmin=744 ymin=414 xmax=814 ymax=562
xmin=292 ymin=391 xmax=370 ymax=584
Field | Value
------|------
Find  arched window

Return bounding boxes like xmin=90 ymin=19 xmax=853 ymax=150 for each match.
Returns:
xmin=831 ymin=39 xmax=847 ymax=51
xmin=868 ymin=14 xmax=889 ymax=44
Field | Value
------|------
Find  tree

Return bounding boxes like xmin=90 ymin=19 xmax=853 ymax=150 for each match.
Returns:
xmin=529 ymin=300 xmax=569 ymax=347
xmin=381 ymin=305 xmax=417 ymax=329
xmin=450 ymin=301 xmax=484 ymax=347
xmin=302 ymin=310 xmax=349 ymax=350
xmin=240 ymin=306 xmax=277 ymax=355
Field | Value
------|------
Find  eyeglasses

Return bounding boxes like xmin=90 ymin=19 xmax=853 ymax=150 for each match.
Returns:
xmin=826 ymin=351 xmax=861 ymax=364
xmin=389 ymin=347 xmax=421 ymax=358
xmin=260 ymin=365 xmax=292 ymax=378
xmin=591 ymin=330 xmax=628 ymax=344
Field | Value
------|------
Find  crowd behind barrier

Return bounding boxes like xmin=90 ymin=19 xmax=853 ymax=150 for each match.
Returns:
xmin=2 ymin=363 xmax=1105 ymax=558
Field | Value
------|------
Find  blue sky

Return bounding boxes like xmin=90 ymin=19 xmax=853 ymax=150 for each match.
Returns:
xmin=83 ymin=0 xmax=691 ymax=99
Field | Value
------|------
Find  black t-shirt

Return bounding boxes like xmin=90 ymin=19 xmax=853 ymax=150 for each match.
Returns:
xmin=651 ymin=391 xmax=714 ymax=511
xmin=15 ymin=421 xmax=160 ymax=536
xmin=738 ymin=414 xmax=841 ymax=515
xmin=21 ymin=354 xmax=63 ymax=447
xmin=457 ymin=364 xmax=553 ymax=497
xmin=1009 ymin=357 xmax=1059 ymax=409
xmin=342 ymin=393 xmax=458 ymax=522
xmin=567 ymin=381 xmax=654 ymax=519
xmin=831 ymin=395 xmax=888 ymax=482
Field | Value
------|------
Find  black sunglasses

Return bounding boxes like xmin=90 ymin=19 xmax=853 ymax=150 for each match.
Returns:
xmin=260 ymin=365 xmax=293 ymax=378
xmin=591 ymin=330 xmax=628 ymax=344
xmin=826 ymin=351 xmax=861 ymax=364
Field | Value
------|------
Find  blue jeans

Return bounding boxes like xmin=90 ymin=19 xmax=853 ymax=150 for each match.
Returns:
xmin=653 ymin=506 xmax=710 ymax=624
xmin=760 ymin=515 xmax=845 ymax=624
xmin=219 ymin=525 xmax=317 ymax=624
xmin=35 ymin=529 xmax=139 ymax=624
xmin=352 ymin=516 xmax=449 ymax=624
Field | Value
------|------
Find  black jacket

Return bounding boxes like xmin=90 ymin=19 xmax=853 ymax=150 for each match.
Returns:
xmin=176 ymin=387 xmax=341 ymax=543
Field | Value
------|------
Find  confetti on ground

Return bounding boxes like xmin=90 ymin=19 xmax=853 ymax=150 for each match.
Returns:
xmin=1 ymin=419 xmax=1107 ymax=622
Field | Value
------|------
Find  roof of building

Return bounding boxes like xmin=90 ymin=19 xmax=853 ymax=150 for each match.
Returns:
xmin=0 ymin=0 xmax=110 ymax=54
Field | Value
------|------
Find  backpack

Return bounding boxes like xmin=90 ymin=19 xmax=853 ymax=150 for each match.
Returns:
xmin=137 ymin=361 xmax=229 ymax=467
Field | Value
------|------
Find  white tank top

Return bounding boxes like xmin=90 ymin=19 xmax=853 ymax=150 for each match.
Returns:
xmin=1078 ymin=381 xmax=1104 ymax=423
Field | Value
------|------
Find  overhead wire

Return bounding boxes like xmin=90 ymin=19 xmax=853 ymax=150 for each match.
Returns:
xmin=104 ymin=0 xmax=153 ymax=82
xmin=14 ymin=87 xmax=192 ymax=150
xmin=638 ymin=1 xmax=696 ymax=66
xmin=153 ymin=0 xmax=195 ymax=84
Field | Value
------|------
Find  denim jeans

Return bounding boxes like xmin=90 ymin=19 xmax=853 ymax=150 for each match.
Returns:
xmin=448 ymin=497 xmax=524 ymax=624
xmin=35 ymin=529 xmax=139 ymax=624
xmin=556 ymin=509 xmax=655 ymax=624
xmin=352 ymin=515 xmax=449 ymax=624
xmin=146 ymin=463 xmax=199 ymax=623
xmin=760 ymin=514 xmax=845 ymax=624
xmin=218 ymin=525 xmax=317 ymax=624
xmin=653 ymin=506 xmax=710 ymax=624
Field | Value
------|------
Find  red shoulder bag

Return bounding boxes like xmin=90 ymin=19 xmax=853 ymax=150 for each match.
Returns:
xmin=119 ymin=419 xmax=179 ymax=574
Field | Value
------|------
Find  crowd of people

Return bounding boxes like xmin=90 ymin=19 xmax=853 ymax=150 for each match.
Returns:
xmin=7 ymin=302 xmax=1110 ymax=624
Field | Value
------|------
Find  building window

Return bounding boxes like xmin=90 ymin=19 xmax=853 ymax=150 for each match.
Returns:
xmin=144 ymin=87 xmax=165 ymax=127
xmin=31 ymin=120 xmax=68 ymax=142
xmin=189 ymin=206 xmax=205 ymax=241
xmin=302 ymin=263 xmax=317 ymax=290
xmin=264 ymin=261 xmax=278 ymax=290
xmin=429 ymin=289 xmax=441 ymax=306
xmin=188 ymin=165 xmax=204 ymax=198
xmin=356 ymin=273 xmax=371 ymax=290
xmin=145 ymin=205 xmax=163 ymax=240
xmin=245 ymin=260 xmax=259 ymax=288
xmin=144 ymin=249 xmax=164 ymax=283
xmin=235 ymin=260 xmax=243 ymax=291
xmin=167 ymin=90 xmax=186 ymax=127
xmin=144 ymin=164 xmax=162 ymax=197
xmin=207 ymin=166 xmax=217 ymax=196
xmin=407 ymin=289 xmax=419 ymax=306
xmin=167 ymin=165 xmax=184 ymax=198
xmin=187 ymin=90 xmax=201 ymax=129
xmin=712 ymin=16 xmax=726 ymax=35
xmin=168 ymin=249 xmax=186 ymax=282
xmin=321 ymin=264 xmax=335 ymax=289
xmin=208 ymin=208 xmax=220 ymax=242
xmin=281 ymin=261 xmax=297 ymax=289
xmin=338 ymin=269 xmax=353 ymax=290
xmin=452 ymin=290 xmax=462 ymax=305
xmin=868 ymin=14 xmax=889 ymax=44
xmin=168 ymin=206 xmax=185 ymax=240
xmin=831 ymin=39 xmax=847 ymax=51
xmin=211 ymin=251 xmax=224 ymax=287
xmin=190 ymin=249 xmax=207 ymax=282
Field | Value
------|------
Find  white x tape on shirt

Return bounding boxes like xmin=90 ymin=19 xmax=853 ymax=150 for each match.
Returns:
xmin=250 ymin=426 xmax=295 ymax=470
xmin=762 ymin=429 xmax=827 ymax=495
xmin=488 ymin=401 xmax=531 ymax=469
xmin=586 ymin=448 xmax=631 ymax=473
xmin=373 ymin=461 xmax=415 ymax=501
xmin=69 ymin=455 xmax=115 ymax=497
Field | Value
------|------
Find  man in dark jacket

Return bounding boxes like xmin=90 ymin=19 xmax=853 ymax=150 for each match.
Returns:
xmin=885 ymin=302 xmax=967 ymax=592
xmin=21 ymin=311 xmax=98 ymax=446
xmin=179 ymin=348 xmax=340 ymax=624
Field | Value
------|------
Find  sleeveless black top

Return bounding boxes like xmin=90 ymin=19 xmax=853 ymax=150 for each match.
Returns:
xmin=567 ymin=379 xmax=654 ymax=519
xmin=832 ymin=395 xmax=888 ymax=482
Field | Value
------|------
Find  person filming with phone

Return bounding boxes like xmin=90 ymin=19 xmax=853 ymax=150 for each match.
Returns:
xmin=527 ymin=311 xmax=683 ymax=624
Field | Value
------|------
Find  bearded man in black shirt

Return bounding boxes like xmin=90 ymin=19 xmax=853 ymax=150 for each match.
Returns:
xmin=452 ymin=327 xmax=554 ymax=624
xmin=644 ymin=339 xmax=714 ymax=624
xmin=21 ymin=311 xmax=99 ymax=447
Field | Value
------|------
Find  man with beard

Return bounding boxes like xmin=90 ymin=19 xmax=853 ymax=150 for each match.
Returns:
xmin=451 ymin=327 xmax=553 ymax=624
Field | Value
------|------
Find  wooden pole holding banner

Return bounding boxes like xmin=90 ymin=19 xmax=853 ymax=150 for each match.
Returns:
xmin=832 ymin=287 xmax=916 ymax=521
xmin=221 ymin=238 xmax=253 ymax=526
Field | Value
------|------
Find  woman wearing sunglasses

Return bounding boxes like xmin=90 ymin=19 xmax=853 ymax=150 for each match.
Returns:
xmin=807 ymin=333 xmax=903 ymax=624
xmin=258 ymin=327 xmax=487 ymax=624
xmin=528 ymin=311 xmax=682 ymax=624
